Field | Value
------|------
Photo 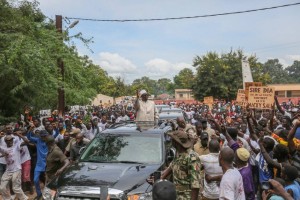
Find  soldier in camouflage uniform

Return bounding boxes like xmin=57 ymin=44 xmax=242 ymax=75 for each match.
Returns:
xmin=168 ymin=129 xmax=201 ymax=200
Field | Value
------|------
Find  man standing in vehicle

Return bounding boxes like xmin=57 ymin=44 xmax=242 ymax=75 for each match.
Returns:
xmin=134 ymin=89 xmax=158 ymax=125
xmin=167 ymin=130 xmax=201 ymax=200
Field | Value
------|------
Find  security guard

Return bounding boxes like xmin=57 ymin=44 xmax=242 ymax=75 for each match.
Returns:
xmin=168 ymin=129 xmax=201 ymax=200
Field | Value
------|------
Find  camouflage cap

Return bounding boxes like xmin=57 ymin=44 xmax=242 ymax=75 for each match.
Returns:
xmin=168 ymin=129 xmax=193 ymax=149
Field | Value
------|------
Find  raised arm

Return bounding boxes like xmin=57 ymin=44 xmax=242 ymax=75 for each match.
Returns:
xmin=287 ymin=121 xmax=300 ymax=153
xmin=274 ymin=96 xmax=285 ymax=115
xmin=208 ymin=117 xmax=221 ymax=133
xmin=14 ymin=131 xmax=30 ymax=144
xmin=269 ymin=106 xmax=275 ymax=132
xmin=26 ymin=127 xmax=38 ymax=143
xmin=247 ymin=112 xmax=256 ymax=136
xmin=258 ymin=139 xmax=282 ymax=170
xmin=251 ymin=109 xmax=258 ymax=127
xmin=221 ymin=126 xmax=239 ymax=151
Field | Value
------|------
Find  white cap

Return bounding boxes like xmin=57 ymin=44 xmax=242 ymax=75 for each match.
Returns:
xmin=139 ymin=89 xmax=147 ymax=97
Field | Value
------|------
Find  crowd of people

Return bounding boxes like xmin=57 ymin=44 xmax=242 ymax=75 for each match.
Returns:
xmin=0 ymin=90 xmax=300 ymax=200
xmin=155 ymin=96 xmax=300 ymax=200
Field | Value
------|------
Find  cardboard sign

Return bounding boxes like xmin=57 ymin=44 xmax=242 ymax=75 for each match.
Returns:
xmin=236 ymin=89 xmax=247 ymax=107
xmin=204 ymin=96 xmax=214 ymax=105
xmin=204 ymin=96 xmax=214 ymax=110
xmin=245 ymin=82 xmax=262 ymax=100
xmin=248 ymin=86 xmax=275 ymax=109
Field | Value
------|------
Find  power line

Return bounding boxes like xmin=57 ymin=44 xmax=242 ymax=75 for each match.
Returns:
xmin=66 ymin=2 xmax=300 ymax=22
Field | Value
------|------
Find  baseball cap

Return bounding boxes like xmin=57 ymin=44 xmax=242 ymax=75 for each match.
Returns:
xmin=39 ymin=130 xmax=49 ymax=137
xmin=236 ymin=148 xmax=250 ymax=162
xmin=200 ymin=132 xmax=209 ymax=140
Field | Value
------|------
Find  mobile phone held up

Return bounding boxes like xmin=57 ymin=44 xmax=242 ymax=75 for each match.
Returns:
xmin=261 ymin=181 xmax=271 ymax=190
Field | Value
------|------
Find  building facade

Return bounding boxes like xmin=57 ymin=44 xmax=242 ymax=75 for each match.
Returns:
xmin=268 ymin=84 xmax=300 ymax=104
xmin=175 ymin=89 xmax=194 ymax=100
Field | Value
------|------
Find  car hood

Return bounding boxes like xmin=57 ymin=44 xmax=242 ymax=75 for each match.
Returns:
xmin=50 ymin=162 xmax=161 ymax=192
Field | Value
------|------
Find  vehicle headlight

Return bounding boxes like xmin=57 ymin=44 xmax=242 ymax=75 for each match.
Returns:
xmin=127 ymin=192 xmax=152 ymax=200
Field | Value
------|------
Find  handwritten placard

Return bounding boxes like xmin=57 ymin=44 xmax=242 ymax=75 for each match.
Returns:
xmin=245 ymin=82 xmax=262 ymax=100
xmin=236 ymin=89 xmax=247 ymax=107
xmin=248 ymin=87 xmax=275 ymax=109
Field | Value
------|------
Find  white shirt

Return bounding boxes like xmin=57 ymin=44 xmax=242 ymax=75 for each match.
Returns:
xmin=136 ymin=100 xmax=157 ymax=122
xmin=200 ymin=153 xmax=223 ymax=199
xmin=249 ymin=139 xmax=260 ymax=166
xmin=0 ymin=135 xmax=20 ymax=164
xmin=20 ymin=137 xmax=31 ymax=163
xmin=185 ymin=111 xmax=194 ymax=120
xmin=85 ymin=126 xmax=102 ymax=140
xmin=191 ymin=118 xmax=198 ymax=125
xmin=219 ymin=168 xmax=245 ymax=200
xmin=284 ymin=111 xmax=292 ymax=118
xmin=98 ymin=122 xmax=107 ymax=131
xmin=0 ymin=140 xmax=22 ymax=172
xmin=116 ymin=115 xmax=130 ymax=123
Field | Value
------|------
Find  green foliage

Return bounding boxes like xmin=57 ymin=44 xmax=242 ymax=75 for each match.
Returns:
xmin=100 ymin=76 xmax=129 ymax=98
xmin=173 ymin=68 xmax=194 ymax=89
xmin=262 ymin=59 xmax=289 ymax=84
xmin=130 ymin=76 xmax=156 ymax=96
xmin=0 ymin=0 xmax=111 ymax=121
xmin=156 ymin=78 xmax=174 ymax=95
xmin=192 ymin=50 xmax=269 ymax=101
xmin=129 ymin=77 xmax=174 ymax=97
xmin=285 ymin=60 xmax=300 ymax=83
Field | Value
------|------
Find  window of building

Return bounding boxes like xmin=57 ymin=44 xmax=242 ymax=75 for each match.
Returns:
xmin=292 ymin=90 xmax=300 ymax=97
xmin=287 ymin=91 xmax=292 ymax=97
xmin=179 ymin=94 xmax=183 ymax=98
xmin=276 ymin=91 xmax=285 ymax=97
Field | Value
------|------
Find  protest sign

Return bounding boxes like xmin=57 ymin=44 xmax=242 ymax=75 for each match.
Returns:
xmin=204 ymin=96 xmax=214 ymax=104
xmin=245 ymin=82 xmax=262 ymax=100
xmin=248 ymin=86 xmax=275 ymax=109
xmin=236 ymin=89 xmax=247 ymax=107
xmin=204 ymin=96 xmax=214 ymax=109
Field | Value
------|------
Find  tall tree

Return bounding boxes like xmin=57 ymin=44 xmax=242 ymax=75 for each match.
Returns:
xmin=285 ymin=60 xmax=300 ymax=83
xmin=131 ymin=76 xmax=157 ymax=95
xmin=173 ymin=68 xmax=194 ymax=89
xmin=0 ymin=0 xmax=111 ymax=121
xmin=156 ymin=78 xmax=174 ymax=94
xmin=192 ymin=50 xmax=270 ymax=101
xmin=262 ymin=59 xmax=289 ymax=83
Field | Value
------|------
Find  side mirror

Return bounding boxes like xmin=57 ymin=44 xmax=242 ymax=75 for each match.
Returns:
xmin=79 ymin=147 xmax=86 ymax=155
xmin=167 ymin=148 xmax=176 ymax=162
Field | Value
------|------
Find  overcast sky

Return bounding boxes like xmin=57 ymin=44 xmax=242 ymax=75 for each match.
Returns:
xmin=32 ymin=0 xmax=300 ymax=83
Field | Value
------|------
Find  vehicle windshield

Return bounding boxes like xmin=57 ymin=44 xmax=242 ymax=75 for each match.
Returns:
xmin=80 ymin=134 xmax=162 ymax=164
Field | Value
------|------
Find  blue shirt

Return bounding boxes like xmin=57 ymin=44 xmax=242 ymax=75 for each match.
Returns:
xmin=27 ymin=131 xmax=48 ymax=171
xmin=285 ymin=181 xmax=300 ymax=200
xmin=257 ymin=153 xmax=274 ymax=184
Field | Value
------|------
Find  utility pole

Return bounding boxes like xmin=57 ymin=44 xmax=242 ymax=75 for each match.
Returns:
xmin=56 ymin=15 xmax=65 ymax=117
